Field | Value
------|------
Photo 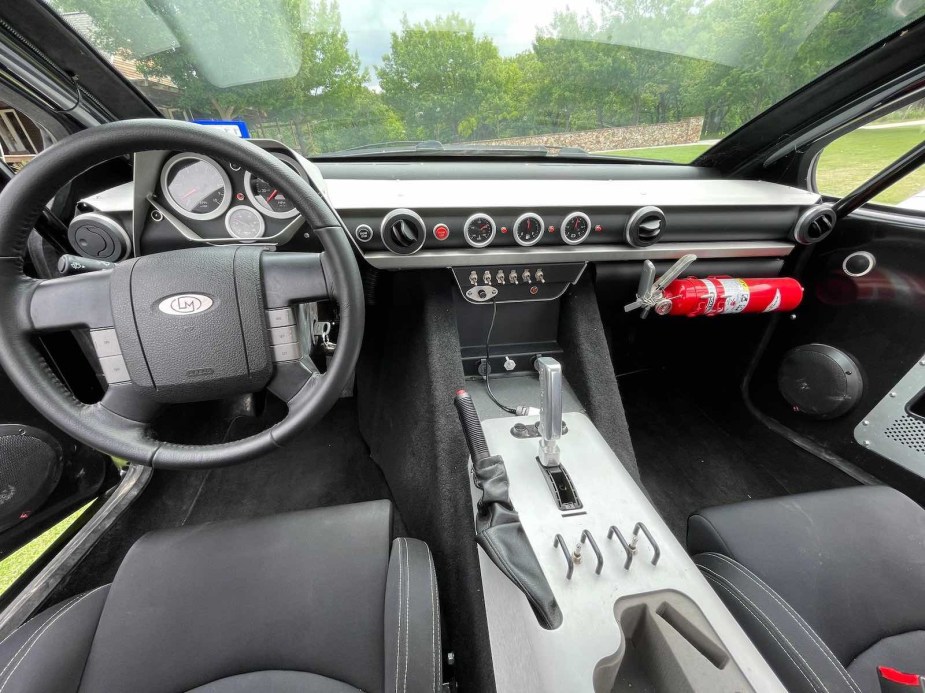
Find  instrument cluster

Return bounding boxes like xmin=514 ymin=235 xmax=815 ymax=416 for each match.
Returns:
xmin=157 ymin=150 xmax=305 ymax=241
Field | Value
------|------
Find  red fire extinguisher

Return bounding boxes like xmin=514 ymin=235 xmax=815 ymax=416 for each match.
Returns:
xmin=625 ymin=255 xmax=803 ymax=318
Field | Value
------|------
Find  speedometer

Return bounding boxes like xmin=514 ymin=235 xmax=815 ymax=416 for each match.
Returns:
xmin=243 ymin=153 xmax=303 ymax=219
xmin=160 ymin=153 xmax=231 ymax=220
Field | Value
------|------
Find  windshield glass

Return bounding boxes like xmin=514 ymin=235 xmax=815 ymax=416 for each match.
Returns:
xmin=50 ymin=0 xmax=925 ymax=161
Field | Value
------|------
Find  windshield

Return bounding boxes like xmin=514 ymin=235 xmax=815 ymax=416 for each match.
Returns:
xmin=50 ymin=0 xmax=925 ymax=161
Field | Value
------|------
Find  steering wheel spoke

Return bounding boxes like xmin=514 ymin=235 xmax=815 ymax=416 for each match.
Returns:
xmin=260 ymin=252 xmax=332 ymax=309
xmin=267 ymin=359 xmax=320 ymax=402
xmin=100 ymin=384 xmax=163 ymax=424
xmin=27 ymin=270 xmax=114 ymax=332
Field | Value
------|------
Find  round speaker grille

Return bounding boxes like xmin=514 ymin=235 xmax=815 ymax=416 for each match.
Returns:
xmin=0 ymin=426 xmax=62 ymax=532
xmin=777 ymin=344 xmax=863 ymax=419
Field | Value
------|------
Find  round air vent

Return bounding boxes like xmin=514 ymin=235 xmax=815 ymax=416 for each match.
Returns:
xmin=792 ymin=204 xmax=836 ymax=245
xmin=68 ymin=212 xmax=131 ymax=262
xmin=380 ymin=209 xmax=426 ymax=255
xmin=625 ymin=206 xmax=666 ymax=248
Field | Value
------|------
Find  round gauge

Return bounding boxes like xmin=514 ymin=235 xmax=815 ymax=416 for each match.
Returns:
xmin=464 ymin=213 xmax=496 ymax=248
xmin=160 ymin=153 xmax=232 ymax=220
xmin=224 ymin=206 xmax=266 ymax=241
xmin=561 ymin=212 xmax=592 ymax=245
xmin=512 ymin=212 xmax=544 ymax=247
xmin=243 ymin=153 xmax=303 ymax=219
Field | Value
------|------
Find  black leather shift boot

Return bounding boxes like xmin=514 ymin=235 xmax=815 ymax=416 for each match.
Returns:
xmin=474 ymin=454 xmax=563 ymax=630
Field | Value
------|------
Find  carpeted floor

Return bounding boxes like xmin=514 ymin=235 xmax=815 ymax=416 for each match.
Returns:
xmin=620 ymin=369 xmax=858 ymax=540
xmin=43 ymin=398 xmax=393 ymax=606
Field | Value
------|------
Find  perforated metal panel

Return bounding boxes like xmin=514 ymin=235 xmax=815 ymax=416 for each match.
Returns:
xmin=855 ymin=354 xmax=925 ymax=473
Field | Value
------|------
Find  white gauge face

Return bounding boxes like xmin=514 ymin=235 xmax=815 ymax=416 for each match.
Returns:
xmin=224 ymin=206 xmax=266 ymax=241
xmin=243 ymin=153 xmax=304 ymax=219
xmin=160 ymin=153 xmax=232 ymax=221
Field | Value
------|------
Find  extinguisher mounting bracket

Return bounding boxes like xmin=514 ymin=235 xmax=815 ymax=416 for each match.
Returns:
xmin=624 ymin=254 xmax=697 ymax=318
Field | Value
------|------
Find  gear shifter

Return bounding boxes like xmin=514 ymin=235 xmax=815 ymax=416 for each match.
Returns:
xmin=535 ymin=357 xmax=562 ymax=467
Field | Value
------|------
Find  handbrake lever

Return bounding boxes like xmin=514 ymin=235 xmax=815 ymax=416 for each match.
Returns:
xmin=453 ymin=389 xmax=563 ymax=630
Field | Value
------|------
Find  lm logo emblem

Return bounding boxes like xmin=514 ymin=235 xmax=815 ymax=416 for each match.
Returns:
xmin=158 ymin=294 xmax=214 ymax=316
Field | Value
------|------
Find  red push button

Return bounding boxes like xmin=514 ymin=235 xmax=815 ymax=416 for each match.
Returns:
xmin=433 ymin=224 xmax=449 ymax=241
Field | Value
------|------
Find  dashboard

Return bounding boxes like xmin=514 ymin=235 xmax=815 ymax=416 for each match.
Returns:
xmin=66 ymin=139 xmax=825 ymax=304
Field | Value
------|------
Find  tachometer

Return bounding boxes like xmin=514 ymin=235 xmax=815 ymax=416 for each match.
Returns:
xmin=243 ymin=153 xmax=303 ymax=219
xmin=513 ymin=212 xmax=544 ymax=247
xmin=464 ymin=213 xmax=496 ymax=248
xmin=560 ymin=212 xmax=591 ymax=245
xmin=224 ymin=206 xmax=265 ymax=241
xmin=160 ymin=153 xmax=231 ymax=220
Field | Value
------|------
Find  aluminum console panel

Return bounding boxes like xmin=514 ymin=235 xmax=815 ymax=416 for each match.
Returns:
xmin=854 ymin=354 xmax=925 ymax=473
xmin=473 ymin=413 xmax=785 ymax=693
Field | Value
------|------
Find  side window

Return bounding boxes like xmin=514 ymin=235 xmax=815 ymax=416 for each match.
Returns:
xmin=815 ymin=99 xmax=925 ymax=212
xmin=0 ymin=101 xmax=51 ymax=171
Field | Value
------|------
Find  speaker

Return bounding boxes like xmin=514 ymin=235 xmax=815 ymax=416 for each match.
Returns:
xmin=0 ymin=425 xmax=63 ymax=532
xmin=777 ymin=344 xmax=864 ymax=419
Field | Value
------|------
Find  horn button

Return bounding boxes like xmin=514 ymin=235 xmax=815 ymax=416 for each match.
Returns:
xmin=110 ymin=246 xmax=273 ymax=403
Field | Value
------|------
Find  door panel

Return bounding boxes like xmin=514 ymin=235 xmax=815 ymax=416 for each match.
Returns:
xmin=748 ymin=212 xmax=925 ymax=497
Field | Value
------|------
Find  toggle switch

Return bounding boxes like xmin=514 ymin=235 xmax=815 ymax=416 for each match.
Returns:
xmin=496 ymin=269 xmax=505 ymax=285
xmin=536 ymin=269 xmax=545 ymax=283
xmin=469 ymin=270 xmax=478 ymax=286
xmin=509 ymin=270 xmax=519 ymax=285
xmin=522 ymin=269 xmax=532 ymax=284
xmin=483 ymin=270 xmax=492 ymax=285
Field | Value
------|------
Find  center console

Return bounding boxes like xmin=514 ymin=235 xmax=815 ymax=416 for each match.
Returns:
xmin=461 ymin=362 xmax=784 ymax=692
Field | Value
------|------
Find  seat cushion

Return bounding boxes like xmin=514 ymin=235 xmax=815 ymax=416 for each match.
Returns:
xmin=689 ymin=486 xmax=925 ymax=693
xmin=0 ymin=501 xmax=442 ymax=693
xmin=79 ymin=500 xmax=394 ymax=693
xmin=847 ymin=631 xmax=925 ymax=693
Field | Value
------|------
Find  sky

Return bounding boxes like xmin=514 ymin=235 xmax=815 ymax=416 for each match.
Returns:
xmin=333 ymin=0 xmax=602 ymax=76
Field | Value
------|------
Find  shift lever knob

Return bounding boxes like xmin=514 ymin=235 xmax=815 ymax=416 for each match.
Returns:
xmin=535 ymin=357 xmax=562 ymax=466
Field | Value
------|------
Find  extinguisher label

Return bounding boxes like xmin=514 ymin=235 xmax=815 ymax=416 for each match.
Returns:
xmin=699 ymin=279 xmax=717 ymax=313
xmin=762 ymin=289 xmax=782 ymax=313
xmin=719 ymin=278 xmax=750 ymax=313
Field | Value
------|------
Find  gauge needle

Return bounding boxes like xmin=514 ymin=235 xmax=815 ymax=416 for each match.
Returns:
xmin=181 ymin=187 xmax=199 ymax=200
xmin=266 ymin=190 xmax=279 ymax=202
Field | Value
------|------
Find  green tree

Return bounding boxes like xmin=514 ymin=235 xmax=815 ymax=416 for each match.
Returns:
xmin=377 ymin=14 xmax=504 ymax=142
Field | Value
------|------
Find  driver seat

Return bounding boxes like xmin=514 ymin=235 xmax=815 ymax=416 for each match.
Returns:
xmin=0 ymin=500 xmax=441 ymax=693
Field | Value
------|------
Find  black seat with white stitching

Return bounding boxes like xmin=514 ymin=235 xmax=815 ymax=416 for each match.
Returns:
xmin=0 ymin=501 xmax=441 ymax=693
xmin=688 ymin=486 xmax=925 ymax=693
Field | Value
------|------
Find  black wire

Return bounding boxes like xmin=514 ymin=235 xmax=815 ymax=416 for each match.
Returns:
xmin=484 ymin=300 xmax=518 ymax=414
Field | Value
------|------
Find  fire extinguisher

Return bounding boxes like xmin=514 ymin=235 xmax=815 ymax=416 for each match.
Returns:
xmin=625 ymin=254 xmax=803 ymax=318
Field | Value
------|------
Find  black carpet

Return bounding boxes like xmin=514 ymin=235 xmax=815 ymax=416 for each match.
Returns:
xmin=44 ymin=399 xmax=393 ymax=607
xmin=621 ymin=369 xmax=858 ymax=541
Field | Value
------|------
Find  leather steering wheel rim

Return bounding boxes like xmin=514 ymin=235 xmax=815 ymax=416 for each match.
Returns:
xmin=0 ymin=119 xmax=364 ymax=469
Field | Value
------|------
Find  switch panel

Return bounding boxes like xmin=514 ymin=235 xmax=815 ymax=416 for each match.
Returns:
xmin=452 ymin=263 xmax=586 ymax=304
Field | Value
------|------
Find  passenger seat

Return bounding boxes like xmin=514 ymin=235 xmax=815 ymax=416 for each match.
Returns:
xmin=688 ymin=486 xmax=925 ymax=693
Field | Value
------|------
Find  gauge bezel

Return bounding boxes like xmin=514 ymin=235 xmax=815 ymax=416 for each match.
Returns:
xmin=224 ymin=205 xmax=266 ymax=241
xmin=560 ymin=211 xmax=592 ymax=246
xmin=463 ymin=212 xmax=497 ymax=248
xmin=512 ymin=212 xmax=545 ymax=247
xmin=160 ymin=152 xmax=232 ymax=221
xmin=243 ymin=152 xmax=304 ymax=219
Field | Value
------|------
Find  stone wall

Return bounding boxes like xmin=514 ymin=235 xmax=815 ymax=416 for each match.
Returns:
xmin=472 ymin=116 xmax=704 ymax=152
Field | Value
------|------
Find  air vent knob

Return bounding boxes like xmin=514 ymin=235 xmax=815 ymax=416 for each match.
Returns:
xmin=380 ymin=208 xmax=426 ymax=255
xmin=625 ymin=206 xmax=667 ymax=248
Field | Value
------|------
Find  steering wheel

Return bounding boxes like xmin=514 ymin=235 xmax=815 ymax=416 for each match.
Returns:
xmin=0 ymin=119 xmax=364 ymax=469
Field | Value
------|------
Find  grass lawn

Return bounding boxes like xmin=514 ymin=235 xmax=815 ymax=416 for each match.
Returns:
xmin=600 ymin=123 xmax=925 ymax=206
xmin=0 ymin=503 xmax=91 ymax=594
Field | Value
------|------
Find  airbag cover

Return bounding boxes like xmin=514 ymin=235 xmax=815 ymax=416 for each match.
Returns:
xmin=112 ymin=246 xmax=272 ymax=402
